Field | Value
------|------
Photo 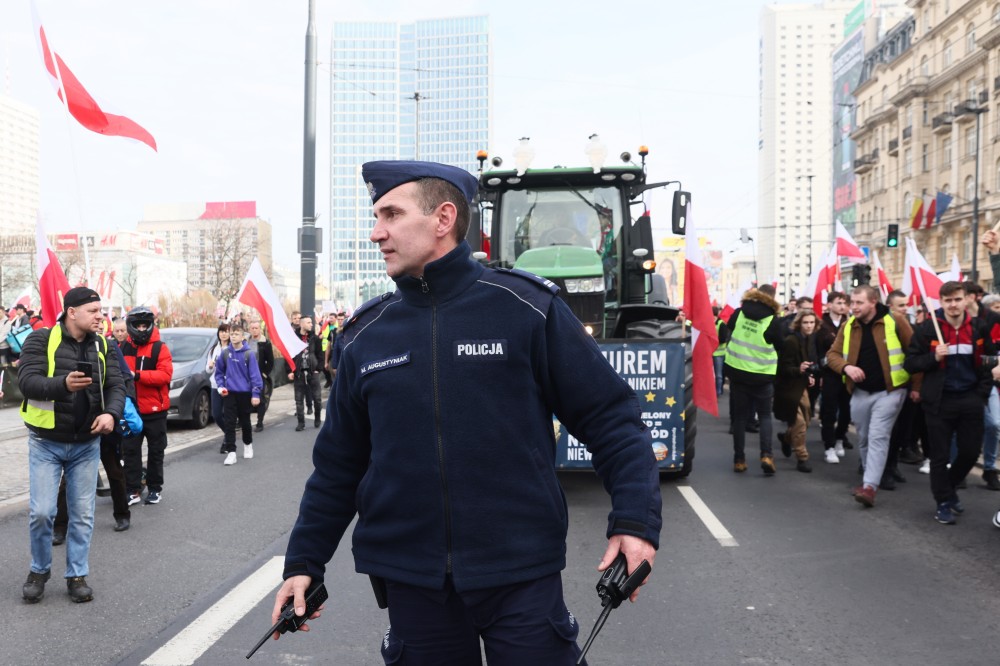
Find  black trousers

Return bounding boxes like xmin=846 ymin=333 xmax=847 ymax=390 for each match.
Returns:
xmin=294 ymin=371 xmax=322 ymax=424
xmin=123 ymin=416 xmax=168 ymax=493
xmin=223 ymin=392 xmax=253 ymax=451
xmin=56 ymin=430 xmax=129 ymax=528
xmin=820 ymin=370 xmax=851 ymax=448
xmin=381 ymin=573 xmax=585 ymax=665
xmin=730 ymin=380 xmax=774 ymax=461
xmin=923 ymin=391 xmax=985 ymax=504
xmin=254 ymin=376 xmax=272 ymax=426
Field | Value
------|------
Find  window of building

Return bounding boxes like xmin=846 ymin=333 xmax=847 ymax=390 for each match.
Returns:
xmin=904 ymin=147 xmax=913 ymax=177
xmin=923 ymin=100 xmax=930 ymax=125
xmin=939 ymin=238 xmax=949 ymax=265
xmin=966 ymin=175 xmax=976 ymax=202
xmin=943 ymin=137 xmax=952 ymax=167
xmin=903 ymin=192 xmax=912 ymax=220
xmin=922 ymin=143 xmax=930 ymax=171
xmin=943 ymin=40 xmax=953 ymax=68
xmin=995 ymin=158 xmax=1000 ymax=191
xmin=967 ymin=126 xmax=978 ymax=157
xmin=967 ymin=24 xmax=976 ymax=54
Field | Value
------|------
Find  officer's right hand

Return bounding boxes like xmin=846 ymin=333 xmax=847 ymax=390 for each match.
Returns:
xmin=65 ymin=371 xmax=92 ymax=392
xmin=287 ymin=372 xmax=295 ymax=381
xmin=271 ymin=575 xmax=323 ymax=640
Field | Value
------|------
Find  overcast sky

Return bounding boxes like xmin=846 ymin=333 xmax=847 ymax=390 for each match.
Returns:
xmin=1 ymin=0 xmax=763 ymax=277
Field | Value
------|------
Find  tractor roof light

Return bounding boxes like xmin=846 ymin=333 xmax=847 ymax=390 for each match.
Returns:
xmin=642 ymin=259 xmax=656 ymax=271
xmin=638 ymin=145 xmax=649 ymax=157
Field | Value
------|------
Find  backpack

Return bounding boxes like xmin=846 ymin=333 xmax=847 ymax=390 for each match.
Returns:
xmin=120 ymin=340 xmax=163 ymax=371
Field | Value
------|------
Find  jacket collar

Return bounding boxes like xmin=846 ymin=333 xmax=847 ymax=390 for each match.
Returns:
xmin=395 ymin=241 xmax=485 ymax=306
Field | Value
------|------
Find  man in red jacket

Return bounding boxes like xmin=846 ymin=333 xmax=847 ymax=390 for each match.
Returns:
xmin=119 ymin=307 xmax=173 ymax=505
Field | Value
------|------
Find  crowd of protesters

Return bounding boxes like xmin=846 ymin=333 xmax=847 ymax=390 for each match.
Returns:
xmin=722 ymin=232 xmax=1000 ymax=528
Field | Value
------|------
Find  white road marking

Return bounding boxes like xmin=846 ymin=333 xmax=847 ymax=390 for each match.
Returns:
xmin=677 ymin=486 xmax=739 ymax=547
xmin=142 ymin=556 xmax=284 ymax=666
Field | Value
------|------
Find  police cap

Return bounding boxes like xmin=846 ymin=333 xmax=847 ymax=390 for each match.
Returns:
xmin=362 ymin=160 xmax=478 ymax=205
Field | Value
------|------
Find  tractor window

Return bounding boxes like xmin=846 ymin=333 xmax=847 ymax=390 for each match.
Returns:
xmin=497 ymin=186 xmax=624 ymax=264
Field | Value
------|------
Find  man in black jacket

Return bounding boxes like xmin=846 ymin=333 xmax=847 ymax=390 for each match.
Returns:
xmin=905 ymin=282 xmax=996 ymax=524
xmin=288 ymin=316 xmax=323 ymax=431
xmin=18 ymin=287 xmax=126 ymax=604
xmin=248 ymin=321 xmax=274 ymax=432
xmin=817 ymin=291 xmax=852 ymax=463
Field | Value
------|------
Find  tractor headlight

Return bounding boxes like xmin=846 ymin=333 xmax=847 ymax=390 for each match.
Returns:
xmin=564 ymin=277 xmax=605 ymax=294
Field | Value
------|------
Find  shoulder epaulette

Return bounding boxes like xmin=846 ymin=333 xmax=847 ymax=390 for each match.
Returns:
xmin=341 ymin=291 xmax=396 ymax=334
xmin=492 ymin=267 xmax=560 ymax=294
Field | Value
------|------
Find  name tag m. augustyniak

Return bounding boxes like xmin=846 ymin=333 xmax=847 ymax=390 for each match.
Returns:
xmin=454 ymin=340 xmax=508 ymax=361
xmin=360 ymin=352 xmax=411 ymax=376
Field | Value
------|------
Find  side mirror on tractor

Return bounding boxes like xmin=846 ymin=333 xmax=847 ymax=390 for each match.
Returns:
xmin=672 ymin=191 xmax=691 ymax=236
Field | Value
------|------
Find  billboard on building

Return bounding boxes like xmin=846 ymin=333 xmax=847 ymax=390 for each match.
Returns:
xmin=832 ymin=29 xmax=864 ymax=237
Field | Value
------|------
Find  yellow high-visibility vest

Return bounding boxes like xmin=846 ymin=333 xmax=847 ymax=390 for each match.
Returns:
xmin=842 ymin=313 xmax=909 ymax=388
xmin=724 ymin=312 xmax=777 ymax=375
xmin=21 ymin=327 xmax=107 ymax=429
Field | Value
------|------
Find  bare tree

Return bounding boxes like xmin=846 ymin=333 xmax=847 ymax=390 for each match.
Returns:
xmin=109 ymin=261 xmax=139 ymax=308
xmin=203 ymin=219 xmax=257 ymax=309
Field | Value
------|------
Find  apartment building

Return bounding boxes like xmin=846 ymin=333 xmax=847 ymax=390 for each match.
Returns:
xmin=852 ymin=0 xmax=1000 ymax=286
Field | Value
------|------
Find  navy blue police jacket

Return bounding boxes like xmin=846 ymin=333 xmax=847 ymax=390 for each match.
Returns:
xmin=283 ymin=241 xmax=662 ymax=591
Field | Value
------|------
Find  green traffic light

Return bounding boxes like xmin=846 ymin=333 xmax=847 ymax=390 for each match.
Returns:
xmin=888 ymin=238 xmax=898 ymax=247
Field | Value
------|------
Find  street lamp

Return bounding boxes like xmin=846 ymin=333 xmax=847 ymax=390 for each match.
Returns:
xmin=797 ymin=174 xmax=815 ymax=274
xmin=739 ymin=228 xmax=758 ymax=285
xmin=956 ymin=98 xmax=989 ymax=283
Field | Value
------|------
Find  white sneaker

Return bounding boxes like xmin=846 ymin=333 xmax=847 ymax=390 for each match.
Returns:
xmin=919 ymin=459 xmax=930 ymax=474
xmin=834 ymin=441 xmax=846 ymax=458
xmin=224 ymin=452 xmax=237 ymax=466
xmin=825 ymin=448 xmax=840 ymax=464
xmin=244 ymin=444 xmax=254 ymax=460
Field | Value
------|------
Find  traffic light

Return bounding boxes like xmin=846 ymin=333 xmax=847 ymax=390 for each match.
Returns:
xmin=851 ymin=264 xmax=872 ymax=286
xmin=887 ymin=223 xmax=899 ymax=248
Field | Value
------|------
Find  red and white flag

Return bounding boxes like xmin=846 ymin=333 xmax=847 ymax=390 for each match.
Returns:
xmin=871 ymin=250 xmax=893 ymax=300
xmin=234 ymin=258 xmax=307 ymax=370
xmin=719 ymin=280 xmax=751 ymax=324
xmin=835 ymin=221 xmax=867 ymax=264
xmin=35 ymin=216 xmax=72 ymax=328
xmin=802 ymin=243 xmax=838 ymax=307
xmin=683 ymin=203 xmax=719 ymax=417
xmin=31 ymin=2 xmax=157 ymax=151
xmin=902 ymin=237 xmax=943 ymax=312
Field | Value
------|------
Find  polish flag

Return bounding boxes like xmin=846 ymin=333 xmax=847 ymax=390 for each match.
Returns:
xmin=835 ymin=221 xmax=867 ymax=264
xmin=683 ymin=203 xmax=718 ymax=417
xmin=234 ymin=258 xmax=307 ymax=370
xmin=902 ymin=238 xmax=943 ymax=312
xmin=871 ymin=250 xmax=893 ymax=300
xmin=803 ymin=244 xmax=838 ymax=307
xmin=719 ymin=281 xmax=749 ymax=323
xmin=35 ymin=216 xmax=72 ymax=328
xmin=31 ymin=2 xmax=157 ymax=151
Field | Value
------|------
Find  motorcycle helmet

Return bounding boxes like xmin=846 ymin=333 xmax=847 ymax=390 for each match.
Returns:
xmin=126 ymin=307 xmax=156 ymax=345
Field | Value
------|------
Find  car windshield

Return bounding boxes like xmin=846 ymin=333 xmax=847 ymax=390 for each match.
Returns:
xmin=496 ymin=186 xmax=623 ymax=266
xmin=159 ymin=332 xmax=213 ymax=363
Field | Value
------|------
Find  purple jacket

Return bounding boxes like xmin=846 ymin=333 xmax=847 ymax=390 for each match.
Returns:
xmin=214 ymin=344 xmax=263 ymax=398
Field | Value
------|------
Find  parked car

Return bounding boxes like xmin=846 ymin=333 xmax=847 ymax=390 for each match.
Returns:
xmin=159 ymin=327 xmax=217 ymax=429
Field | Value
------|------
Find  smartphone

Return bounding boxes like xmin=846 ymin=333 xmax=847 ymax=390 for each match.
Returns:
xmin=75 ymin=361 xmax=94 ymax=379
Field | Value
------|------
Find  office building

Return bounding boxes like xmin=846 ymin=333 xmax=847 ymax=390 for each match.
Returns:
xmin=327 ymin=16 xmax=491 ymax=305
xmin=0 ymin=95 xmax=40 ymax=236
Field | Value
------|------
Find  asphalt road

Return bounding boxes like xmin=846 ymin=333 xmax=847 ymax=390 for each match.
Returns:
xmin=2 ymin=401 xmax=1000 ymax=665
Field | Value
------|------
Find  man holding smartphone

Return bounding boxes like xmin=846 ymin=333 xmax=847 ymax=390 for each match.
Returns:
xmin=17 ymin=287 xmax=126 ymax=604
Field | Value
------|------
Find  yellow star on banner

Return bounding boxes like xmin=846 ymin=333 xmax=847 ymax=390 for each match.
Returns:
xmin=644 ymin=391 xmax=656 ymax=402
xmin=665 ymin=396 xmax=677 ymax=407
xmin=681 ymin=411 xmax=686 ymax=420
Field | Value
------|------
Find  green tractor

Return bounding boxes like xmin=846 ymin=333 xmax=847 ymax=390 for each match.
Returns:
xmin=468 ymin=146 xmax=697 ymax=477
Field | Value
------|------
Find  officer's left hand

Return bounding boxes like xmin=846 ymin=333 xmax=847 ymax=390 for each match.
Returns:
xmin=90 ymin=413 xmax=115 ymax=435
xmin=598 ymin=534 xmax=656 ymax=603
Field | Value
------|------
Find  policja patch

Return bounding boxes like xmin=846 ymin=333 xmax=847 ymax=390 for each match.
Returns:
xmin=454 ymin=340 xmax=508 ymax=361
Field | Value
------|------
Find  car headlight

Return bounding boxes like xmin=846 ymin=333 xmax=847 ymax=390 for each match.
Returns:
xmin=564 ymin=277 xmax=604 ymax=294
xmin=170 ymin=376 xmax=189 ymax=391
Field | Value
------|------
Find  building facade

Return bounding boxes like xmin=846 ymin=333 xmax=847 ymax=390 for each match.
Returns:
xmin=0 ymin=95 xmax=40 ymax=236
xmin=851 ymin=0 xmax=1000 ymax=287
xmin=136 ymin=201 xmax=272 ymax=298
xmin=327 ymin=16 xmax=492 ymax=306
xmin=759 ymin=1 xmax=858 ymax=300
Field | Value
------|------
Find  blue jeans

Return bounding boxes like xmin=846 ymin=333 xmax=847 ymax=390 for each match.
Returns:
xmin=713 ymin=355 xmax=725 ymax=396
xmin=28 ymin=432 xmax=100 ymax=578
xmin=983 ymin=387 xmax=999 ymax=471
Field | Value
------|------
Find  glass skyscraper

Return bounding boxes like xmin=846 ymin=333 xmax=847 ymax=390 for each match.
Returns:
xmin=328 ymin=16 xmax=492 ymax=306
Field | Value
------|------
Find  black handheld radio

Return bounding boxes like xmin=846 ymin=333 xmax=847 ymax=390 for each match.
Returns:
xmin=246 ymin=583 xmax=328 ymax=659
xmin=576 ymin=554 xmax=651 ymax=665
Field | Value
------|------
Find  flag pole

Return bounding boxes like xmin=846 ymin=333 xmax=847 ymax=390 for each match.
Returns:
xmin=46 ymin=28 xmax=92 ymax=288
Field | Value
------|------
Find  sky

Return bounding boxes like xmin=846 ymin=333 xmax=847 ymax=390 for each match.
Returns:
xmin=0 ymin=0 xmax=765 ymax=278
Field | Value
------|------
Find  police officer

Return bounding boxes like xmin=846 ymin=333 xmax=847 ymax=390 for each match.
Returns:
xmin=271 ymin=161 xmax=661 ymax=664
xmin=724 ymin=287 xmax=783 ymax=475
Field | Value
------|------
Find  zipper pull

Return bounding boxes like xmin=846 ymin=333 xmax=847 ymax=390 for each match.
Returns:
xmin=419 ymin=276 xmax=429 ymax=294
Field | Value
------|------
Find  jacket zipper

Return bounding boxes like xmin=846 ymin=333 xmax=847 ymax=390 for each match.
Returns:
xmin=425 ymin=276 xmax=453 ymax=574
